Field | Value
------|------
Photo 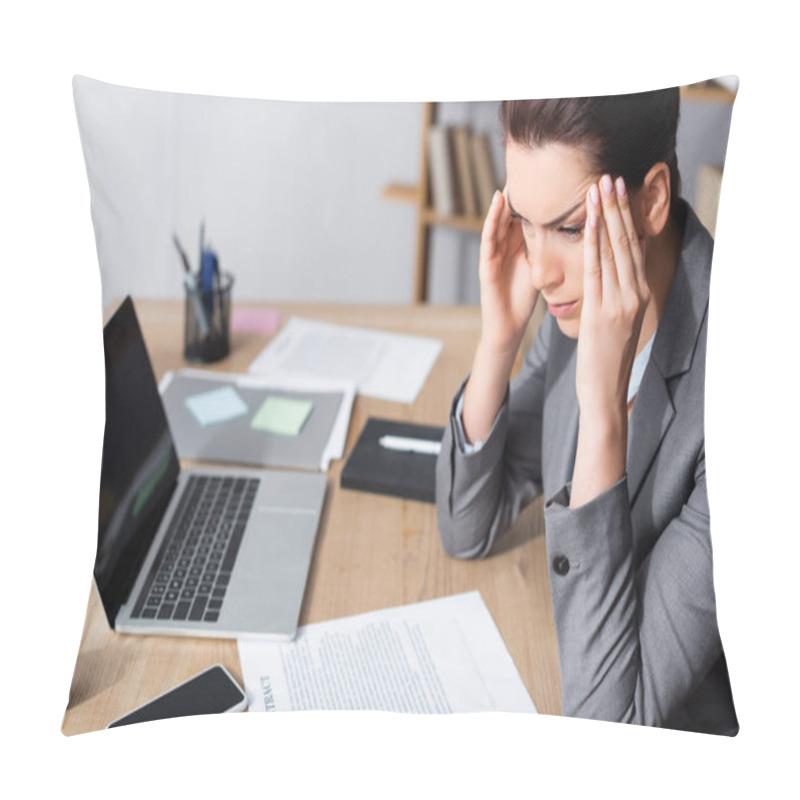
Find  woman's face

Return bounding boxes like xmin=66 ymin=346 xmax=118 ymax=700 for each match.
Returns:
xmin=504 ymin=140 xmax=602 ymax=339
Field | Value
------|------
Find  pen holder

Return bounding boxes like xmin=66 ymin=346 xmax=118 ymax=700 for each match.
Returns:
xmin=184 ymin=271 xmax=233 ymax=363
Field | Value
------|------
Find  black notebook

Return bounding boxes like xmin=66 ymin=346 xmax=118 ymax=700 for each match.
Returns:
xmin=340 ymin=417 xmax=445 ymax=504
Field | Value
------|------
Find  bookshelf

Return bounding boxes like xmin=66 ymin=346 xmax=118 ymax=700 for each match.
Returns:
xmin=680 ymin=80 xmax=737 ymax=104
xmin=386 ymin=83 xmax=736 ymax=303
xmin=382 ymin=102 xmax=489 ymax=303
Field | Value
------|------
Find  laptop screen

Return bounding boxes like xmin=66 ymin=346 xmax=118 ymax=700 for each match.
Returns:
xmin=95 ymin=297 xmax=180 ymax=627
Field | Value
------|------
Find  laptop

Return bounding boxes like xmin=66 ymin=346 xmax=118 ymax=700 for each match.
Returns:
xmin=94 ymin=296 xmax=327 ymax=641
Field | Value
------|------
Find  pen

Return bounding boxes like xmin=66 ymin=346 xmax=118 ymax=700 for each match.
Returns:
xmin=173 ymin=233 xmax=211 ymax=339
xmin=378 ymin=435 xmax=442 ymax=456
xmin=212 ymin=242 xmax=220 ymax=293
xmin=200 ymin=246 xmax=217 ymax=315
xmin=199 ymin=219 xmax=205 ymax=278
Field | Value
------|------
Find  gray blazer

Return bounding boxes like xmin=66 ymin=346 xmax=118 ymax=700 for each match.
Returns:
xmin=436 ymin=202 xmax=738 ymax=735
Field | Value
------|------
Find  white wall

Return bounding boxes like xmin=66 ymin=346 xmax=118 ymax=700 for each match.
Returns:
xmin=74 ymin=77 xmax=733 ymax=313
xmin=74 ymin=77 xmax=422 ymax=311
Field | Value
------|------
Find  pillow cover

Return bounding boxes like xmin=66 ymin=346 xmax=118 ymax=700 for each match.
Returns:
xmin=66 ymin=76 xmax=737 ymax=736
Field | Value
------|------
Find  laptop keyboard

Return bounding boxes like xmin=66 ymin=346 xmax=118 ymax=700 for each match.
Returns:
xmin=131 ymin=475 xmax=259 ymax=624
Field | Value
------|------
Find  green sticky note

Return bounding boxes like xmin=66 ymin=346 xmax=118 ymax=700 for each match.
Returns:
xmin=251 ymin=396 xmax=314 ymax=436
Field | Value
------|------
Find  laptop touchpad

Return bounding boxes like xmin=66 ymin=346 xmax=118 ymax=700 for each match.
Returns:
xmin=224 ymin=508 xmax=319 ymax=637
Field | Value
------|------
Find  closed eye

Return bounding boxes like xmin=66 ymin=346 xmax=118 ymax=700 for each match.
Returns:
xmin=558 ymin=223 xmax=584 ymax=240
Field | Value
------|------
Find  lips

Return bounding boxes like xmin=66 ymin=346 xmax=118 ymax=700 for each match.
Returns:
xmin=546 ymin=300 xmax=579 ymax=319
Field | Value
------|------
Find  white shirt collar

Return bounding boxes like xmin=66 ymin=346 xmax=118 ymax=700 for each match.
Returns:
xmin=627 ymin=335 xmax=655 ymax=404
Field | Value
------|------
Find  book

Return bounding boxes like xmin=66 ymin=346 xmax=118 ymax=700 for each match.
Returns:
xmin=340 ymin=417 xmax=445 ymax=504
xmin=471 ymin=131 xmax=499 ymax=216
xmin=446 ymin=126 xmax=464 ymax=216
xmin=453 ymin=126 xmax=478 ymax=218
xmin=427 ymin=124 xmax=456 ymax=217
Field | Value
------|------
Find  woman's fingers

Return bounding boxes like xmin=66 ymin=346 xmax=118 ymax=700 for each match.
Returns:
xmin=506 ymin=216 xmax=526 ymax=262
xmin=598 ymin=174 xmax=637 ymax=294
xmin=480 ymin=190 xmax=504 ymax=263
xmin=616 ymin=177 xmax=648 ymax=292
xmin=597 ymin=197 xmax=619 ymax=300
xmin=496 ymin=187 xmax=516 ymax=245
xmin=481 ymin=188 xmax=517 ymax=263
xmin=583 ymin=183 xmax=602 ymax=308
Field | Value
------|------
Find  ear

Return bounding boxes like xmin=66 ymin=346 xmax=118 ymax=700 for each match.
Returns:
xmin=635 ymin=162 xmax=671 ymax=237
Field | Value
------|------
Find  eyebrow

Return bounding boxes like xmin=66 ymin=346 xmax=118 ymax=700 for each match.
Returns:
xmin=507 ymin=196 xmax=585 ymax=228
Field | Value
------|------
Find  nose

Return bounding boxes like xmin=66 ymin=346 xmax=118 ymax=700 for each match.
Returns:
xmin=526 ymin=233 xmax=563 ymax=293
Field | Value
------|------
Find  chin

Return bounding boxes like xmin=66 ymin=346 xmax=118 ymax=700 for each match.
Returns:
xmin=555 ymin=317 xmax=580 ymax=339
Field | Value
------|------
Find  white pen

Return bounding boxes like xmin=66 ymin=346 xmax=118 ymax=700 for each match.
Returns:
xmin=378 ymin=435 xmax=442 ymax=456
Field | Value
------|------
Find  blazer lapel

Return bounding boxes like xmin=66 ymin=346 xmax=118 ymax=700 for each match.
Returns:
xmin=626 ymin=202 xmax=713 ymax=507
xmin=627 ymin=364 xmax=675 ymax=506
xmin=542 ymin=333 xmax=579 ymax=499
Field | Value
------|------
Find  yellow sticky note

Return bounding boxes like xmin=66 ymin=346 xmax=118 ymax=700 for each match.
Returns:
xmin=251 ymin=396 xmax=313 ymax=436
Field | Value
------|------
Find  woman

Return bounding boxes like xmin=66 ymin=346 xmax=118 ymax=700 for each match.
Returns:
xmin=435 ymin=90 xmax=738 ymax=735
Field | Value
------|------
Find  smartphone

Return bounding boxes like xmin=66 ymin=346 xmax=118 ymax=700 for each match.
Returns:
xmin=107 ymin=664 xmax=248 ymax=728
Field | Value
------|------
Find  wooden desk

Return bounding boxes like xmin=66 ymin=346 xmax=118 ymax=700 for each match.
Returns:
xmin=61 ymin=299 xmax=559 ymax=735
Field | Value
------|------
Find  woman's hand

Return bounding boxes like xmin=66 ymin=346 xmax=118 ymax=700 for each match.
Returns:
xmin=461 ymin=189 xmax=539 ymax=446
xmin=570 ymin=175 xmax=651 ymax=508
xmin=478 ymin=189 xmax=539 ymax=356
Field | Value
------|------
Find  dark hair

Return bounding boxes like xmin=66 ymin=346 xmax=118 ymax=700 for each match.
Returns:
xmin=499 ymin=89 xmax=681 ymax=209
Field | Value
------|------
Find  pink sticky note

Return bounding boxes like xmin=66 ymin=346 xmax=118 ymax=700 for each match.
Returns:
xmin=230 ymin=307 xmax=284 ymax=336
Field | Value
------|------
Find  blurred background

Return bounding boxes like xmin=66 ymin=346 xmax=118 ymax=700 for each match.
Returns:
xmin=73 ymin=76 xmax=735 ymax=312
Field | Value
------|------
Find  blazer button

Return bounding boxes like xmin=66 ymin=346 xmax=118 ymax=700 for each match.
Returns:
xmin=552 ymin=555 xmax=570 ymax=576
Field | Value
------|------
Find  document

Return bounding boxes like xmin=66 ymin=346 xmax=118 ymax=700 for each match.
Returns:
xmin=160 ymin=368 xmax=355 ymax=470
xmin=247 ymin=317 xmax=443 ymax=404
xmin=237 ymin=591 xmax=536 ymax=714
